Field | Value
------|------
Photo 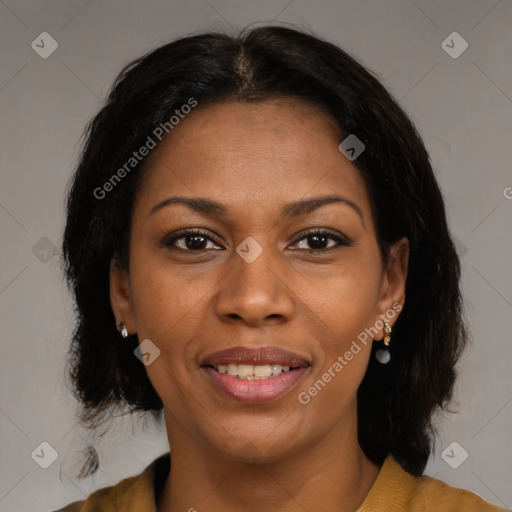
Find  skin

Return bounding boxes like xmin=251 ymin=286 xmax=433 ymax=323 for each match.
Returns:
xmin=110 ymin=98 xmax=409 ymax=512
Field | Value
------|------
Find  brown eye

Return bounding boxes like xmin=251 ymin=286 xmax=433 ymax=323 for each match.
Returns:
xmin=290 ymin=229 xmax=353 ymax=252
xmin=162 ymin=229 xmax=223 ymax=251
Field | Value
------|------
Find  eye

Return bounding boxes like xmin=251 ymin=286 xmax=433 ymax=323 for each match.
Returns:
xmin=161 ymin=228 xmax=223 ymax=251
xmin=290 ymin=229 xmax=353 ymax=252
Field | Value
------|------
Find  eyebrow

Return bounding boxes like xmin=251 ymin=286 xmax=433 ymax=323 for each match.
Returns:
xmin=149 ymin=194 xmax=364 ymax=226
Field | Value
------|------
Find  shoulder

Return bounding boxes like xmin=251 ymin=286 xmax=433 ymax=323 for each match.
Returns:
xmin=52 ymin=473 xmax=141 ymax=512
xmin=52 ymin=452 xmax=170 ymax=512
xmin=358 ymin=455 xmax=508 ymax=512
xmin=409 ymin=474 xmax=508 ymax=512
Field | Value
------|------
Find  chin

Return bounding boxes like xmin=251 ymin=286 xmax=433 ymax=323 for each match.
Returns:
xmin=203 ymin=417 xmax=310 ymax=466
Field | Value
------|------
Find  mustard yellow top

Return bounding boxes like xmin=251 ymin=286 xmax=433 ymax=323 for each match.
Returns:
xmin=54 ymin=452 xmax=507 ymax=512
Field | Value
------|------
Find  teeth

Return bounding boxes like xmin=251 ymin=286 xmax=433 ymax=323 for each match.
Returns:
xmin=214 ymin=363 xmax=293 ymax=379
xmin=253 ymin=365 xmax=272 ymax=377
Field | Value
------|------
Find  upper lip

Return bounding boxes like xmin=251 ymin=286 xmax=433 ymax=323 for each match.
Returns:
xmin=201 ymin=346 xmax=310 ymax=367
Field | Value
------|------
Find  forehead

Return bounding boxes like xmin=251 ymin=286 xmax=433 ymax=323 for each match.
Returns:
xmin=145 ymin=97 xmax=343 ymax=166
xmin=135 ymin=98 xmax=371 ymax=225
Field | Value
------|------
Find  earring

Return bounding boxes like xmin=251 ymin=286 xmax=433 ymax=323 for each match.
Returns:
xmin=117 ymin=321 xmax=128 ymax=339
xmin=375 ymin=321 xmax=392 ymax=364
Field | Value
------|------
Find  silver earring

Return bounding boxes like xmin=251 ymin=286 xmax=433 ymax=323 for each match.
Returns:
xmin=375 ymin=321 xmax=391 ymax=364
xmin=118 ymin=321 xmax=128 ymax=339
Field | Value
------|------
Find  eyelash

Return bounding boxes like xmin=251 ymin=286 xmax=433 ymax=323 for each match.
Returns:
xmin=161 ymin=227 xmax=353 ymax=253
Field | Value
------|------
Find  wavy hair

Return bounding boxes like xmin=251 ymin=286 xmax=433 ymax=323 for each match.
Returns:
xmin=62 ymin=25 xmax=467 ymax=477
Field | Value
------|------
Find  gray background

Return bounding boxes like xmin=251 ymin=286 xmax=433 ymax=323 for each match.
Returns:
xmin=0 ymin=1 xmax=511 ymax=511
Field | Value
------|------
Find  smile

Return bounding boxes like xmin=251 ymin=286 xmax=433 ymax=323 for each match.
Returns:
xmin=201 ymin=364 xmax=308 ymax=404
xmin=200 ymin=345 xmax=311 ymax=403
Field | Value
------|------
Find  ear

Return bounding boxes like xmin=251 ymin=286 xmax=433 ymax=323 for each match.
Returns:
xmin=375 ymin=236 xmax=409 ymax=338
xmin=109 ymin=258 xmax=136 ymax=335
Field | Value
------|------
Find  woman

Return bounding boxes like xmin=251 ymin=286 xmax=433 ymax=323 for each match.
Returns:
xmin=56 ymin=25 xmax=506 ymax=511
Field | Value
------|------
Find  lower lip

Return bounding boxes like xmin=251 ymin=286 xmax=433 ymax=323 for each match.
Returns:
xmin=202 ymin=366 xmax=308 ymax=404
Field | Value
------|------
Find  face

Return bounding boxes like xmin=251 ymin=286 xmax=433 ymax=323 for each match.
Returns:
xmin=110 ymin=98 xmax=408 ymax=463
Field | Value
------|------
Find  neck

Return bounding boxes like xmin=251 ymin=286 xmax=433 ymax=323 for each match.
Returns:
xmin=157 ymin=408 xmax=381 ymax=512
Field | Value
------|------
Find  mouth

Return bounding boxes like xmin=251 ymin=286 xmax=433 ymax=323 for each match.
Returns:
xmin=200 ymin=346 xmax=310 ymax=403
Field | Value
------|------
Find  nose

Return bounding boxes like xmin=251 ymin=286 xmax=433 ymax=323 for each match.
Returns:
xmin=214 ymin=244 xmax=295 ymax=327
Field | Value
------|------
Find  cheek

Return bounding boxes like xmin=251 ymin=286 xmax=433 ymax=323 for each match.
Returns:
xmin=125 ymin=255 xmax=202 ymax=395
xmin=298 ymin=257 xmax=380 ymax=401
xmin=128 ymin=256 xmax=202 ymax=408
xmin=304 ymin=259 xmax=381 ymax=343
xmin=297 ymin=306 xmax=374 ymax=420
xmin=128 ymin=247 xmax=205 ymax=338
xmin=301 ymin=352 xmax=371 ymax=429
